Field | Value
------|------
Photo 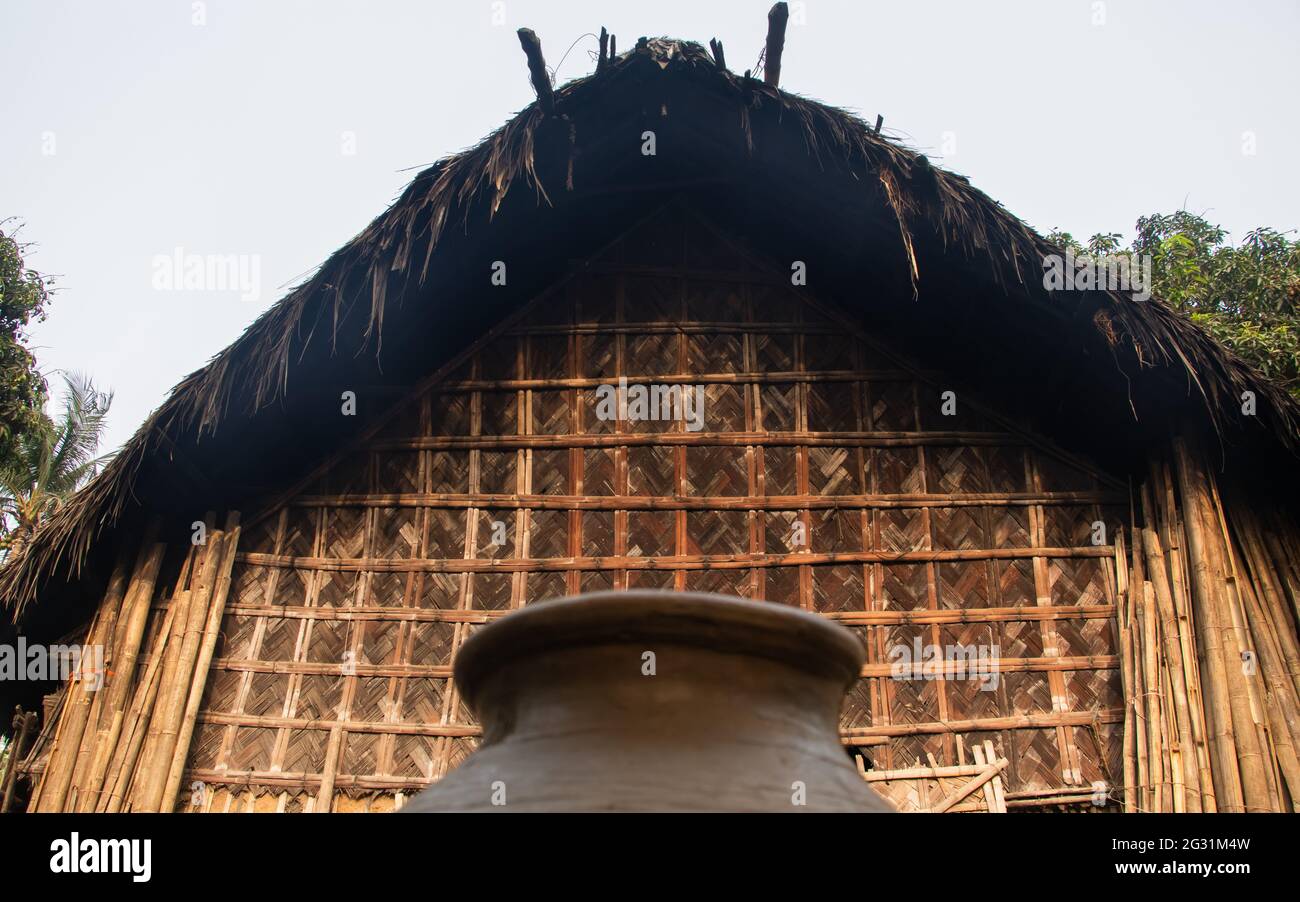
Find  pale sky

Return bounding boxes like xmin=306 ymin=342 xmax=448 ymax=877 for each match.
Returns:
xmin=3 ymin=0 xmax=1297 ymax=453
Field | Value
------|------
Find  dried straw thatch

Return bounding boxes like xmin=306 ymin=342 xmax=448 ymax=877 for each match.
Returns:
xmin=2 ymin=36 xmax=1296 ymax=618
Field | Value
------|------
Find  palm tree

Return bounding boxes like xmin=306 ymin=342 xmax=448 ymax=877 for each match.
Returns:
xmin=0 ymin=372 xmax=113 ymax=558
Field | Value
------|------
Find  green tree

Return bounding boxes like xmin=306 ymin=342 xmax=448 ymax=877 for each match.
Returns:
xmin=0 ymin=373 xmax=113 ymax=558
xmin=0 ymin=222 xmax=52 ymax=468
xmin=1048 ymin=213 xmax=1300 ymax=397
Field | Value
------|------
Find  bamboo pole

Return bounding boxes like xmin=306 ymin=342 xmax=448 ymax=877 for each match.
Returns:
xmin=1140 ymin=499 xmax=1202 ymax=810
xmin=1172 ymin=437 xmax=1248 ymax=810
xmin=1256 ymin=510 xmax=1300 ymax=628
xmin=128 ymin=538 xmax=203 ymax=811
xmin=1130 ymin=611 xmax=1150 ymax=810
xmin=1 ymin=708 xmax=37 ymax=812
xmin=23 ymin=689 xmax=65 ymax=811
xmin=315 ymin=726 xmax=344 ymax=813
xmin=1114 ymin=533 xmax=1138 ymax=812
xmin=1260 ymin=518 xmax=1300 ymax=632
xmin=1127 ymin=525 xmax=1153 ymax=811
xmin=34 ymin=574 xmax=122 ymax=812
xmin=161 ymin=515 xmax=241 ymax=812
xmin=74 ymin=540 xmax=166 ymax=812
xmin=1236 ymin=513 xmax=1300 ymax=697
xmin=66 ymin=550 xmax=138 ymax=799
xmin=1158 ymin=462 xmax=1215 ymax=811
xmin=100 ymin=599 xmax=179 ymax=813
xmin=136 ymin=520 xmax=223 ymax=812
xmin=1160 ymin=654 xmax=1184 ymax=811
xmin=1206 ymin=472 xmax=1278 ymax=811
xmin=1138 ymin=582 xmax=1166 ymax=811
xmin=1234 ymin=529 xmax=1300 ymax=747
xmin=1229 ymin=570 xmax=1297 ymax=803
xmin=1245 ymin=603 xmax=1300 ymax=806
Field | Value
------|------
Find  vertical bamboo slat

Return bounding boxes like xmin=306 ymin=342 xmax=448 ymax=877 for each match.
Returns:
xmin=75 ymin=540 xmax=166 ymax=811
xmin=1 ymin=709 xmax=38 ymax=812
xmin=136 ymin=516 xmax=227 ymax=811
xmin=100 ymin=599 xmax=179 ymax=812
xmin=161 ymin=514 xmax=241 ymax=811
xmin=65 ymin=552 xmax=135 ymax=803
xmin=1140 ymin=509 xmax=1201 ymax=810
xmin=1114 ymin=534 xmax=1138 ymax=812
xmin=1137 ymin=582 xmax=1165 ymax=811
xmin=1172 ymin=438 xmax=1250 ymax=811
xmin=34 ymin=570 xmax=124 ymax=811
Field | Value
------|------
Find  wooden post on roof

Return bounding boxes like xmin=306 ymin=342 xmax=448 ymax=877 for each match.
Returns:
xmin=764 ymin=3 xmax=789 ymax=88
xmin=517 ymin=28 xmax=555 ymax=115
xmin=709 ymin=38 xmax=727 ymax=70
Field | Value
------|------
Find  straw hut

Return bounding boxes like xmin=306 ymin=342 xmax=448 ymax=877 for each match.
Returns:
xmin=3 ymin=12 xmax=1298 ymax=813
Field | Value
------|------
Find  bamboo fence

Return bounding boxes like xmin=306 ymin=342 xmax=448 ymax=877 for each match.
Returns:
xmin=26 ymin=513 xmax=241 ymax=812
xmin=1112 ymin=437 xmax=1300 ymax=812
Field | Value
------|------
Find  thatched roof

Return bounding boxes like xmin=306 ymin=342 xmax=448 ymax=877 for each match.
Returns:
xmin=3 ymin=35 xmax=1297 ymax=618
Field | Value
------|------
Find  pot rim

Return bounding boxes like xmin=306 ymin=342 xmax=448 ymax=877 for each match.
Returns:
xmin=453 ymin=590 xmax=866 ymax=712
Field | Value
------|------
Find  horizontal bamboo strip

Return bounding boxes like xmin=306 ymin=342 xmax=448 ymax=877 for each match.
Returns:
xmin=291 ymin=489 xmax=1123 ymax=511
xmin=1005 ymin=793 xmax=1098 ymax=808
xmin=838 ymin=736 xmax=891 ymax=747
xmin=208 ymin=653 xmax=1118 ymax=681
xmin=830 ymin=604 xmax=1116 ymax=625
xmin=210 ymin=659 xmax=456 ymax=678
xmin=930 ymin=757 xmax=1007 ymax=813
xmin=195 ymin=707 xmax=1124 ymax=743
xmin=507 ymin=321 xmax=849 ymax=337
xmin=196 ymin=712 xmax=480 ymax=737
xmin=436 ymin=369 xmax=917 ymax=392
xmin=216 ymin=601 xmax=1114 ymax=625
xmin=183 ymin=765 xmax=1121 ymax=801
xmin=237 ymin=544 xmax=1114 ymax=574
xmin=841 ymin=708 xmax=1124 ymax=740
xmin=1003 ymin=785 xmax=1108 ymax=801
xmin=221 ymin=605 xmax=499 ymax=622
xmin=861 ymin=762 xmax=994 ymax=782
xmin=184 ymin=768 xmax=435 ymax=793
xmin=864 ymin=655 xmax=1118 ymax=679
xmin=370 ymin=430 xmax=1021 ymax=451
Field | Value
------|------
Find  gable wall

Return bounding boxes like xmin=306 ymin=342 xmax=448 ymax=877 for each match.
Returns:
xmin=182 ymin=205 xmax=1127 ymax=811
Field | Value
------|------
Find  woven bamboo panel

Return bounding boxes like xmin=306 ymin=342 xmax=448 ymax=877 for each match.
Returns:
xmin=184 ymin=204 xmax=1127 ymax=811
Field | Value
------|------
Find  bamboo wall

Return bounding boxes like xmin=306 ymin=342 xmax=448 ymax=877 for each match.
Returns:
xmin=145 ymin=205 xmax=1121 ymax=811
xmin=39 ymin=204 xmax=1295 ymax=812
xmin=1113 ymin=441 xmax=1300 ymax=811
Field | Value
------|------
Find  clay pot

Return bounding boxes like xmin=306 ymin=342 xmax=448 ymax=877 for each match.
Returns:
xmin=405 ymin=591 xmax=892 ymax=813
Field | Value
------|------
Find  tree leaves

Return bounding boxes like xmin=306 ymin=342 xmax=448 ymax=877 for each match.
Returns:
xmin=1054 ymin=212 xmax=1299 ymax=398
xmin=0 ymin=222 xmax=52 ymax=466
